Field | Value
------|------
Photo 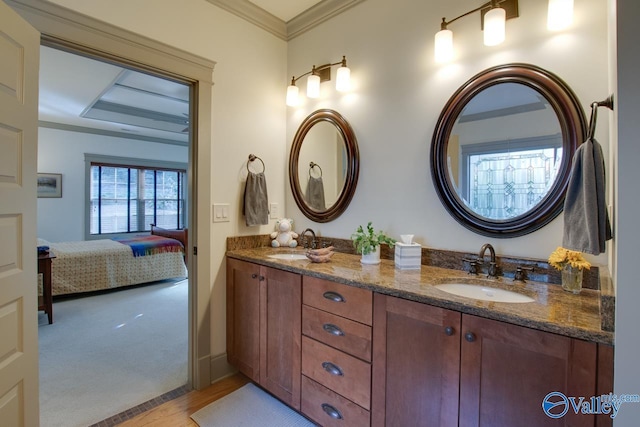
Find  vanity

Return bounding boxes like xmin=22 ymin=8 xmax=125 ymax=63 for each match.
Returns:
xmin=226 ymin=246 xmax=614 ymax=427
xmin=226 ymin=61 xmax=614 ymax=426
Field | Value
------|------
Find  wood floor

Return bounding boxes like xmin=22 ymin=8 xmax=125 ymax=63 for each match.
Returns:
xmin=118 ymin=373 xmax=249 ymax=427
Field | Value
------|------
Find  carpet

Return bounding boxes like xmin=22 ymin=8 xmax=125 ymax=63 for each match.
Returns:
xmin=38 ymin=278 xmax=188 ymax=427
xmin=191 ymin=383 xmax=316 ymax=427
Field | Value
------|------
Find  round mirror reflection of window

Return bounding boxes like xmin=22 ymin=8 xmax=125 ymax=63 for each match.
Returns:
xmin=431 ymin=64 xmax=587 ymax=237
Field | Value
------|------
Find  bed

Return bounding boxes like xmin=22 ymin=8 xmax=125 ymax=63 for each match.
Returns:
xmin=38 ymin=225 xmax=188 ymax=296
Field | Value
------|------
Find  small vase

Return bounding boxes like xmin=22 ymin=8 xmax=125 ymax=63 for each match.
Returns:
xmin=561 ymin=264 xmax=583 ymax=294
xmin=361 ymin=246 xmax=381 ymax=265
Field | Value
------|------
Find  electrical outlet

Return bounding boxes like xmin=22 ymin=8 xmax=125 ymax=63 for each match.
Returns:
xmin=213 ymin=203 xmax=230 ymax=222
xmin=270 ymin=203 xmax=279 ymax=219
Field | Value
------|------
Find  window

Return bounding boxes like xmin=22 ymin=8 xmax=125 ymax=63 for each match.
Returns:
xmin=86 ymin=155 xmax=187 ymax=236
xmin=459 ymin=135 xmax=562 ymax=220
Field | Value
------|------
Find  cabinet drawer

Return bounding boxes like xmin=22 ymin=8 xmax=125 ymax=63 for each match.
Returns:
xmin=302 ymin=376 xmax=370 ymax=427
xmin=302 ymin=305 xmax=372 ymax=362
xmin=302 ymin=336 xmax=371 ymax=410
xmin=303 ymin=276 xmax=372 ymax=325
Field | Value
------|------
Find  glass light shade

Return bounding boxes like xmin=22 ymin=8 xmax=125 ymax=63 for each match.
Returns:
xmin=335 ymin=66 xmax=351 ymax=92
xmin=286 ymin=84 xmax=299 ymax=106
xmin=483 ymin=7 xmax=506 ymax=46
xmin=307 ymin=74 xmax=320 ymax=98
xmin=547 ymin=0 xmax=574 ymax=31
xmin=434 ymin=29 xmax=453 ymax=63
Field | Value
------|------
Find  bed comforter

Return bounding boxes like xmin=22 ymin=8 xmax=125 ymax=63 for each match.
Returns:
xmin=38 ymin=238 xmax=187 ymax=296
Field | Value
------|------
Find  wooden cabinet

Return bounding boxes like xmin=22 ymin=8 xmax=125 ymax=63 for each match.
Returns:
xmin=226 ymin=257 xmax=614 ymax=427
xmin=459 ymin=314 xmax=597 ymax=427
xmin=226 ymin=258 xmax=302 ymax=409
xmin=373 ymin=293 xmax=606 ymax=427
xmin=372 ymin=293 xmax=462 ymax=427
xmin=301 ymin=276 xmax=373 ymax=427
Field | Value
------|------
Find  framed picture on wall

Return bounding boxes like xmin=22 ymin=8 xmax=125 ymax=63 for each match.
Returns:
xmin=37 ymin=173 xmax=62 ymax=198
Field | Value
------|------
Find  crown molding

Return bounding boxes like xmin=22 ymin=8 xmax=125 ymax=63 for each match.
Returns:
xmin=287 ymin=0 xmax=366 ymax=40
xmin=206 ymin=0 xmax=367 ymax=41
xmin=205 ymin=0 xmax=287 ymax=40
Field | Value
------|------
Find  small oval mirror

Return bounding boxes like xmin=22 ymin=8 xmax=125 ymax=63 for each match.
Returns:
xmin=289 ymin=109 xmax=359 ymax=222
xmin=431 ymin=64 xmax=587 ymax=237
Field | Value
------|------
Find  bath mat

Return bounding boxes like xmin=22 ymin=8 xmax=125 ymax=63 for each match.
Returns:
xmin=190 ymin=383 xmax=315 ymax=427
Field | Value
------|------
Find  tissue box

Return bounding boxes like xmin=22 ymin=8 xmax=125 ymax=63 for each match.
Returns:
xmin=395 ymin=243 xmax=421 ymax=270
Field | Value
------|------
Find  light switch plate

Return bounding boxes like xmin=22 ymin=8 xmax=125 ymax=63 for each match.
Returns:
xmin=270 ymin=203 xmax=279 ymax=219
xmin=213 ymin=203 xmax=230 ymax=222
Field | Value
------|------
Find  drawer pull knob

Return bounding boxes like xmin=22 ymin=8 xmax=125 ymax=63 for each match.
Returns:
xmin=323 ymin=323 xmax=345 ymax=336
xmin=323 ymin=291 xmax=345 ymax=303
xmin=465 ymin=331 xmax=477 ymax=342
xmin=322 ymin=361 xmax=344 ymax=376
xmin=321 ymin=403 xmax=343 ymax=420
xmin=251 ymin=274 xmax=258 ymax=279
xmin=444 ymin=326 xmax=455 ymax=336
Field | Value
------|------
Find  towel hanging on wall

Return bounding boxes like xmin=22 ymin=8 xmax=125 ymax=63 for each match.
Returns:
xmin=243 ymin=155 xmax=269 ymax=226
xmin=562 ymin=137 xmax=612 ymax=255
xmin=306 ymin=162 xmax=325 ymax=211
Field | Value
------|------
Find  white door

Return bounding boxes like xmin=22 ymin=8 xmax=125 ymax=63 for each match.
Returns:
xmin=0 ymin=2 xmax=41 ymax=426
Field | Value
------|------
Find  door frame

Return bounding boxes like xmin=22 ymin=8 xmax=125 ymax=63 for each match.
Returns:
xmin=7 ymin=0 xmax=215 ymax=389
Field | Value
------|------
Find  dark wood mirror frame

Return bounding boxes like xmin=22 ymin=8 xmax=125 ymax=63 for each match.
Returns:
xmin=289 ymin=109 xmax=359 ymax=223
xmin=431 ymin=63 xmax=587 ymax=237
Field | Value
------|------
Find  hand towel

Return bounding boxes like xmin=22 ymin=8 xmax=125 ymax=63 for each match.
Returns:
xmin=562 ymin=137 xmax=612 ymax=255
xmin=243 ymin=172 xmax=269 ymax=226
xmin=306 ymin=176 xmax=326 ymax=211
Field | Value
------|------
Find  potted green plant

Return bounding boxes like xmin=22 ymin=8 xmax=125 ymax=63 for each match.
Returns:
xmin=351 ymin=222 xmax=396 ymax=265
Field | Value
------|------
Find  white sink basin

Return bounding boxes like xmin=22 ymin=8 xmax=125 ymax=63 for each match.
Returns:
xmin=267 ymin=253 xmax=308 ymax=260
xmin=435 ymin=283 xmax=535 ymax=303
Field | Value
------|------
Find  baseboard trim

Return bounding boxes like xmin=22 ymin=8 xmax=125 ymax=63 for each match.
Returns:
xmin=210 ymin=352 xmax=236 ymax=383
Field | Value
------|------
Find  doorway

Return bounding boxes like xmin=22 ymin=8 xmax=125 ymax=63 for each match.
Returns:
xmin=37 ymin=44 xmax=193 ymax=425
xmin=6 ymin=0 xmax=215 ymax=414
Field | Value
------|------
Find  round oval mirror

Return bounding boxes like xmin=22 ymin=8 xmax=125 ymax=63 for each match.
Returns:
xmin=431 ymin=64 xmax=587 ymax=237
xmin=289 ymin=109 xmax=359 ymax=222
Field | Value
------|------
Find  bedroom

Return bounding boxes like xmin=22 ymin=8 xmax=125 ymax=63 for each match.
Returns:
xmin=36 ymin=44 xmax=191 ymax=425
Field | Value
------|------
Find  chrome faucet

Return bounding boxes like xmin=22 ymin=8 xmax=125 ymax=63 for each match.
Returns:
xmin=300 ymin=228 xmax=317 ymax=249
xmin=478 ymin=243 xmax=498 ymax=278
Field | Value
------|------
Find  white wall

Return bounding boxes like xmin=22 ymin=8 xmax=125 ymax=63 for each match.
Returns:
xmin=614 ymin=0 xmax=640 ymax=424
xmin=44 ymin=0 xmax=288 ymax=358
xmin=36 ymin=127 xmax=188 ymax=242
xmin=286 ymin=0 xmax=610 ymax=267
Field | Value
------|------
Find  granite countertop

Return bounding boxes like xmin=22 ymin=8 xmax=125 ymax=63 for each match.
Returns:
xmin=227 ymin=247 xmax=614 ymax=345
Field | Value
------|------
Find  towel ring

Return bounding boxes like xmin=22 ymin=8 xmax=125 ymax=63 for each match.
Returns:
xmin=309 ymin=162 xmax=323 ymax=178
xmin=247 ymin=154 xmax=265 ymax=173
xmin=587 ymin=95 xmax=614 ymax=140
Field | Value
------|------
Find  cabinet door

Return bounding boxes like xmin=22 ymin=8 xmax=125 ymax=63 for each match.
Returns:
xmin=226 ymin=258 xmax=261 ymax=382
xmin=460 ymin=314 xmax=597 ymax=427
xmin=372 ymin=294 xmax=461 ymax=427
xmin=260 ymin=266 xmax=302 ymax=409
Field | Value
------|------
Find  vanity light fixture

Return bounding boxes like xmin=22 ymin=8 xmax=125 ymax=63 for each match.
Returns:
xmin=434 ymin=0 xmax=518 ymax=63
xmin=547 ymin=0 xmax=574 ymax=31
xmin=286 ymin=56 xmax=350 ymax=107
xmin=435 ymin=0 xmax=575 ymax=63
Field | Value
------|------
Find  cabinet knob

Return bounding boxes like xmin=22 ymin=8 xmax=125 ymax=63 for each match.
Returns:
xmin=323 ymin=323 xmax=345 ymax=337
xmin=444 ymin=326 xmax=455 ymax=336
xmin=322 ymin=361 xmax=344 ymax=377
xmin=322 ymin=291 xmax=345 ymax=303
xmin=465 ymin=331 xmax=477 ymax=343
xmin=251 ymin=273 xmax=258 ymax=279
xmin=321 ymin=403 xmax=343 ymax=420
xmin=258 ymin=275 xmax=265 ymax=281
